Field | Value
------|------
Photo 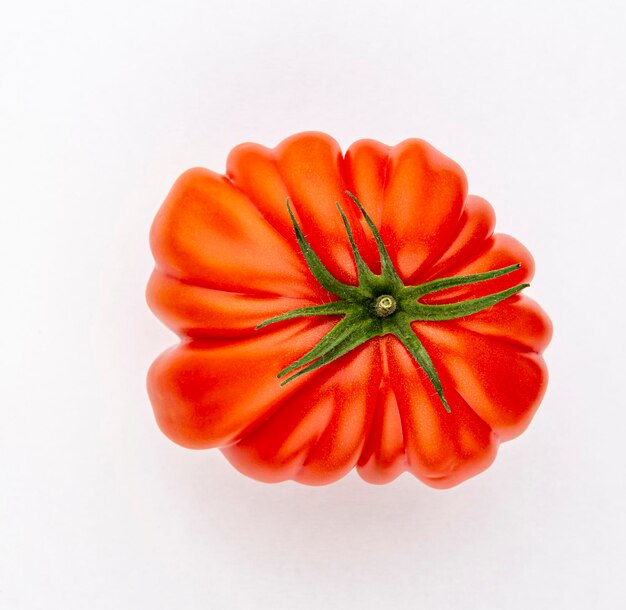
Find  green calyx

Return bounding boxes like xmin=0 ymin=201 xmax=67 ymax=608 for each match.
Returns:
xmin=256 ymin=191 xmax=528 ymax=413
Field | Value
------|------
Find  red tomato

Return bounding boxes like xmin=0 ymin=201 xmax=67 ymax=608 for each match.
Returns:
xmin=147 ymin=132 xmax=552 ymax=487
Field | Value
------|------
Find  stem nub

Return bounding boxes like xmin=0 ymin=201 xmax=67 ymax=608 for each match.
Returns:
xmin=374 ymin=294 xmax=397 ymax=317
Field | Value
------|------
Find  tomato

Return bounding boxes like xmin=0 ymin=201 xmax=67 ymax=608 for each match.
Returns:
xmin=147 ymin=132 xmax=552 ymax=487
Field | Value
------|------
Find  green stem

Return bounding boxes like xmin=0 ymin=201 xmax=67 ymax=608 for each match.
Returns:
xmin=279 ymin=318 xmax=378 ymax=386
xmin=286 ymin=201 xmax=357 ymax=300
xmin=388 ymin=314 xmax=451 ymax=413
xmin=255 ymin=300 xmax=350 ymax=329
xmin=403 ymin=264 xmax=522 ymax=299
xmin=404 ymin=284 xmax=529 ymax=321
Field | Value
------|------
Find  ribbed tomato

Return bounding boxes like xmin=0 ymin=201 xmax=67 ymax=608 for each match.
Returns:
xmin=147 ymin=132 xmax=552 ymax=487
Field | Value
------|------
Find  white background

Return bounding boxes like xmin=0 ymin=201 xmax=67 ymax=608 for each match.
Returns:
xmin=2 ymin=1 xmax=625 ymax=608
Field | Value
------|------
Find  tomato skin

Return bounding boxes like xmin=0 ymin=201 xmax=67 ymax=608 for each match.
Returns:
xmin=147 ymin=132 xmax=552 ymax=487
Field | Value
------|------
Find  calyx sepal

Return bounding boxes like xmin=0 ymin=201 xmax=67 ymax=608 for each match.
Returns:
xmin=256 ymin=192 xmax=528 ymax=412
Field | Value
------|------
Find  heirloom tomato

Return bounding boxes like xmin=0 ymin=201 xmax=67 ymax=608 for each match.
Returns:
xmin=147 ymin=132 xmax=551 ymax=487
